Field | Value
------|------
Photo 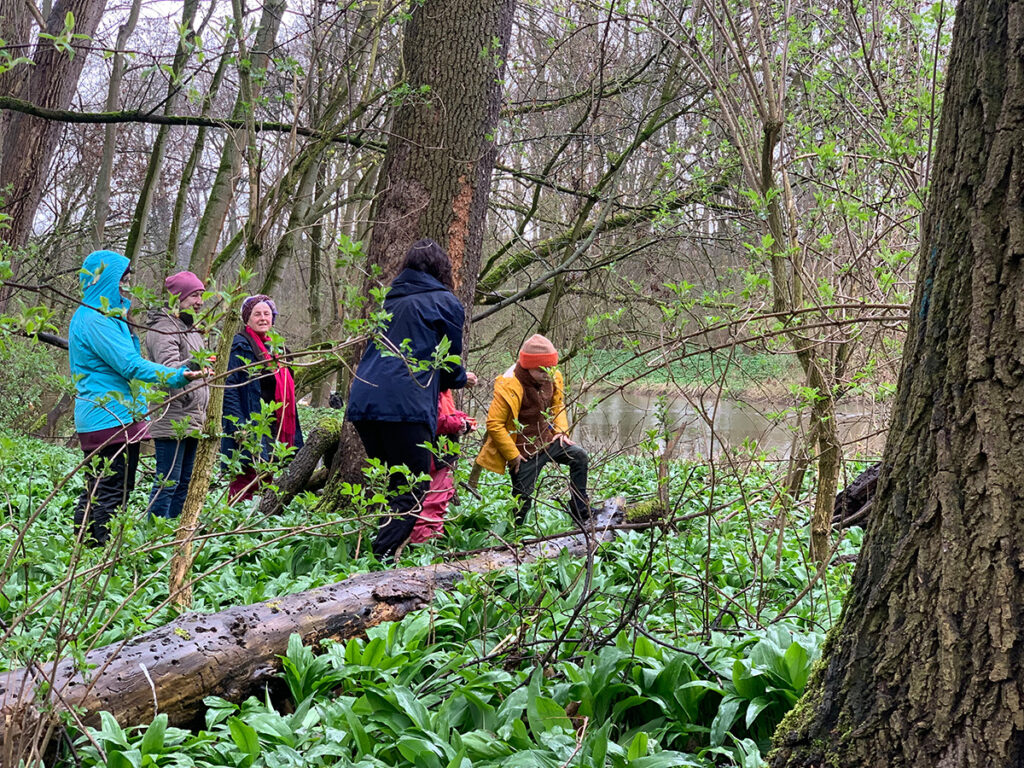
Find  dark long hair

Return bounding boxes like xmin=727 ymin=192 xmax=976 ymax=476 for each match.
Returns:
xmin=401 ymin=238 xmax=453 ymax=289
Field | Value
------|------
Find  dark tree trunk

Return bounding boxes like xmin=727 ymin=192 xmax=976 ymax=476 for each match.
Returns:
xmin=366 ymin=0 xmax=514 ymax=309
xmin=327 ymin=0 xmax=515 ymax=484
xmin=258 ymin=417 xmax=343 ymax=516
xmin=832 ymin=461 xmax=880 ymax=529
xmin=771 ymin=0 xmax=1024 ymax=765
xmin=0 ymin=502 xmax=623 ymax=759
xmin=0 ymin=0 xmax=33 ymax=153
xmin=0 ymin=0 xmax=107 ymax=306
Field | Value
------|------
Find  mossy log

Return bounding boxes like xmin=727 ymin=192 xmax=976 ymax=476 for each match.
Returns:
xmin=0 ymin=500 xmax=625 ymax=752
xmin=259 ymin=416 xmax=344 ymax=517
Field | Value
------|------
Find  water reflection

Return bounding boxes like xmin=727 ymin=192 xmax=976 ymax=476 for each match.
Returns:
xmin=571 ymin=390 xmax=887 ymax=459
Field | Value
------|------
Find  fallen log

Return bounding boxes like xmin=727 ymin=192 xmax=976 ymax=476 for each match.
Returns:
xmin=0 ymin=500 xmax=626 ymax=755
xmin=259 ymin=417 xmax=344 ymax=517
xmin=832 ymin=461 xmax=880 ymax=529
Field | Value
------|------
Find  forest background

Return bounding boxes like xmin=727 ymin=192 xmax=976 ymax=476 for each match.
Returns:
xmin=0 ymin=0 xmax=950 ymax=765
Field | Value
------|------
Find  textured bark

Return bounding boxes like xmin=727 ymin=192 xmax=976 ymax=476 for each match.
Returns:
xmin=258 ymin=417 xmax=344 ymax=517
xmin=328 ymin=0 xmax=514 ymax=485
xmin=771 ymin=0 xmax=1024 ymax=764
xmin=832 ymin=462 xmax=880 ymax=528
xmin=0 ymin=0 xmax=107 ymax=298
xmin=0 ymin=0 xmax=32 ymax=153
xmin=365 ymin=0 xmax=514 ymax=309
xmin=0 ymin=501 xmax=624 ymax=753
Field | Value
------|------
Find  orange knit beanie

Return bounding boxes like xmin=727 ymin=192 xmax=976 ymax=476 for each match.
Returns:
xmin=518 ymin=334 xmax=558 ymax=369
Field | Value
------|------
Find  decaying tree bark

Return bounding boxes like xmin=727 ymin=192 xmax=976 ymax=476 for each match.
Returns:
xmin=771 ymin=0 xmax=1024 ymax=764
xmin=365 ymin=0 xmax=514 ymax=309
xmin=0 ymin=502 xmax=624 ymax=756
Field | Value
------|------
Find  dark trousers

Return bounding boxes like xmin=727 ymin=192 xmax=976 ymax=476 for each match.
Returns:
xmin=511 ymin=441 xmax=590 ymax=524
xmin=352 ymin=420 xmax=434 ymax=559
xmin=149 ymin=437 xmax=198 ymax=518
xmin=74 ymin=442 xmax=141 ymax=545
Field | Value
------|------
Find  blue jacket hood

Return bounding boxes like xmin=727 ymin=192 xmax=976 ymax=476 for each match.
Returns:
xmin=80 ymin=250 xmax=131 ymax=312
xmin=69 ymin=250 xmax=191 ymax=434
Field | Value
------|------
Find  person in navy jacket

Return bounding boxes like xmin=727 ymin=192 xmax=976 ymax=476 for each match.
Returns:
xmin=221 ymin=295 xmax=304 ymax=501
xmin=347 ymin=238 xmax=477 ymax=559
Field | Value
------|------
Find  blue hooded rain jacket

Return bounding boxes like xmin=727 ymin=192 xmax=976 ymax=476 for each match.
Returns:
xmin=69 ymin=250 xmax=190 ymax=434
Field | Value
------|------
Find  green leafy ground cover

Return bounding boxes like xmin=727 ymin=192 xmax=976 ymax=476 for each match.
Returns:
xmin=0 ymin=433 xmax=862 ymax=767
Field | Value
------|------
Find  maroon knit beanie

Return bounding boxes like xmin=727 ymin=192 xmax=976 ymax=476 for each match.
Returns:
xmin=518 ymin=334 xmax=558 ymax=369
xmin=164 ymin=271 xmax=205 ymax=298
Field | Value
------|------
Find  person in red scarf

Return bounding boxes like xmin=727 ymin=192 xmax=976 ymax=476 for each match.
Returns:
xmin=221 ymin=295 xmax=303 ymax=502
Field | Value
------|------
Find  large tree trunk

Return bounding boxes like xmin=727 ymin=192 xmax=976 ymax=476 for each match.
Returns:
xmin=0 ymin=502 xmax=624 ymax=758
xmin=0 ymin=0 xmax=107 ymax=306
xmin=771 ymin=0 xmax=1024 ymax=764
xmin=0 ymin=0 xmax=32 ymax=153
xmin=328 ymin=0 xmax=514 ymax=484
xmin=366 ymin=0 xmax=514 ymax=308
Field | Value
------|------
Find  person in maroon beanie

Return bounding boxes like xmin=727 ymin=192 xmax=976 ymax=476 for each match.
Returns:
xmin=145 ymin=271 xmax=210 ymax=518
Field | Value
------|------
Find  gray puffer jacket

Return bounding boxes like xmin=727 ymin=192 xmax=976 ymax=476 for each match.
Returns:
xmin=145 ymin=308 xmax=210 ymax=439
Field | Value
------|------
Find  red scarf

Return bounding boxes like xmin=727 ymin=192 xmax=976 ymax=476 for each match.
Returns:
xmin=245 ymin=326 xmax=298 ymax=447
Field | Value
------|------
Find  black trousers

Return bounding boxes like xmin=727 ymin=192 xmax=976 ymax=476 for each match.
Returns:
xmin=352 ymin=420 xmax=433 ymax=559
xmin=73 ymin=442 xmax=141 ymax=545
xmin=511 ymin=440 xmax=589 ymax=524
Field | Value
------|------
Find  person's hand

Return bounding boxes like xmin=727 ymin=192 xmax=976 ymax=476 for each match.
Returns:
xmin=464 ymin=416 xmax=478 ymax=432
xmin=554 ymin=433 xmax=575 ymax=447
xmin=510 ymin=453 xmax=526 ymax=473
xmin=183 ymin=367 xmax=212 ymax=381
xmin=465 ymin=371 xmax=478 ymax=387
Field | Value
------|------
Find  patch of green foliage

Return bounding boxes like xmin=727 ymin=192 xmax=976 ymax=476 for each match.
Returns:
xmin=570 ymin=349 xmax=797 ymax=391
xmin=0 ymin=336 xmax=67 ymax=430
xmin=0 ymin=433 xmax=861 ymax=767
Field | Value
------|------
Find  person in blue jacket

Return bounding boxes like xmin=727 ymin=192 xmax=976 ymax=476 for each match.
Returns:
xmin=69 ymin=250 xmax=207 ymax=545
xmin=347 ymin=238 xmax=477 ymax=560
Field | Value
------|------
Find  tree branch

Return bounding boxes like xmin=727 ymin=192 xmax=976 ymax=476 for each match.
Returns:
xmin=0 ymin=95 xmax=379 ymax=149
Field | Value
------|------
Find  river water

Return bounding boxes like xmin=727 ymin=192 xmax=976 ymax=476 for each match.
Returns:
xmin=570 ymin=390 xmax=887 ymax=459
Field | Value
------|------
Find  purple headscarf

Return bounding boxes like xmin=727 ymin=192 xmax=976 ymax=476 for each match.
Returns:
xmin=241 ymin=294 xmax=278 ymax=324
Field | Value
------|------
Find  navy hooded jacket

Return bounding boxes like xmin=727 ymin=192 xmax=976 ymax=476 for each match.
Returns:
xmin=347 ymin=268 xmax=468 ymax=427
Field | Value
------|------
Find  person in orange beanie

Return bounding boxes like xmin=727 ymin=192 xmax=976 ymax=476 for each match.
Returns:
xmin=475 ymin=334 xmax=593 ymax=525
